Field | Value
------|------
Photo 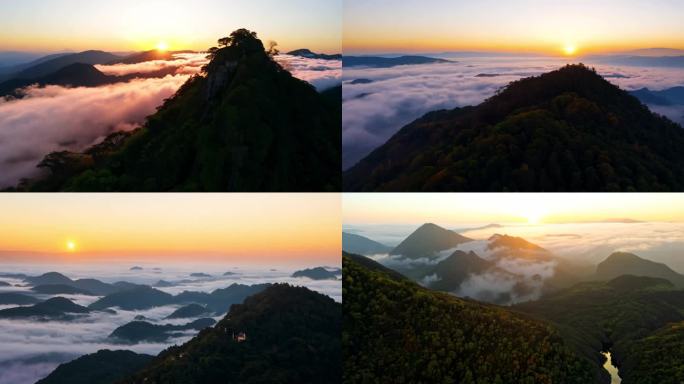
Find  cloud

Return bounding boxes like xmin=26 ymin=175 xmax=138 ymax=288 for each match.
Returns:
xmin=0 ymin=75 xmax=190 ymax=187
xmin=342 ymin=57 xmax=684 ymax=169
xmin=275 ymin=54 xmax=341 ymax=91
xmin=0 ymin=263 xmax=340 ymax=384
xmin=95 ymin=53 xmax=207 ymax=76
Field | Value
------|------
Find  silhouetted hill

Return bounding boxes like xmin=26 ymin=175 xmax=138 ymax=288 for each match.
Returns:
xmin=110 ymin=50 xmax=175 ymax=64
xmin=31 ymin=284 xmax=95 ymax=295
xmin=291 ymin=267 xmax=338 ymax=280
xmin=23 ymin=29 xmax=341 ymax=192
xmin=391 ymin=223 xmax=472 ymax=259
xmin=10 ymin=50 xmax=121 ymax=79
xmin=0 ymin=292 xmax=40 ymax=305
xmin=595 ymin=252 xmax=684 ymax=287
xmin=119 ymin=284 xmax=341 ymax=383
xmin=345 ymin=64 xmax=684 ymax=191
xmin=630 ymin=86 xmax=684 ymax=106
xmin=0 ymin=297 xmax=89 ymax=319
xmin=25 ymin=272 xmax=73 ymax=286
xmin=89 ymin=286 xmax=175 ymax=310
xmin=342 ymin=252 xmax=597 ymax=383
xmin=36 ymin=350 xmax=154 ymax=384
xmin=343 ymin=55 xmax=451 ymax=68
xmin=428 ymin=250 xmax=494 ymax=291
xmin=175 ymin=283 xmax=270 ymax=314
xmin=109 ymin=318 xmax=216 ymax=344
xmin=342 ymin=232 xmax=392 ymax=255
xmin=287 ymin=49 xmax=341 ymax=60
xmin=165 ymin=303 xmax=211 ymax=319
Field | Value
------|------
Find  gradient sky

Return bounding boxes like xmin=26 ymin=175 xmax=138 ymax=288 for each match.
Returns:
xmin=344 ymin=193 xmax=684 ymax=225
xmin=344 ymin=0 xmax=684 ymax=55
xmin=0 ymin=0 xmax=341 ymax=53
xmin=0 ymin=194 xmax=341 ymax=264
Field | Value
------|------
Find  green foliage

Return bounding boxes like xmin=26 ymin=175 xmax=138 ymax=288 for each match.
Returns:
xmin=25 ymin=28 xmax=340 ymax=192
xmin=36 ymin=350 xmax=153 ymax=384
xmin=620 ymin=321 xmax=684 ymax=384
xmin=345 ymin=64 xmax=684 ymax=191
xmin=119 ymin=284 xmax=341 ymax=384
xmin=342 ymin=253 xmax=596 ymax=384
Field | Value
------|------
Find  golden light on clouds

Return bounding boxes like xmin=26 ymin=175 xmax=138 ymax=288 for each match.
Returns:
xmin=156 ymin=41 xmax=169 ymax=51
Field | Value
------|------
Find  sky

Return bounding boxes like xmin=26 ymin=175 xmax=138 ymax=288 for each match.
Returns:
xmin=0 ymin=0 xmax=342 ymax=53
xmin=344 ymin=0 xmax=684 ymax=55
xmin=343 ymin=193 xmax=684 ymax=225
xmin=0 ymin=194 xmax=341 ymax=263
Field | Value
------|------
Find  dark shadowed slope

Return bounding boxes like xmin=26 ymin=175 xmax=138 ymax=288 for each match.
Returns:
xmin=20 ymin=29 xmax=341 ymax=192
xmin=36 ymin=350 xmax=153 ymax=384
xmin=595 ymin=252 xmax=684 ymax=287
xmin=390 ymin=222 xmax=472 ymax=259
xmin=345 ymin=64 xmax=684 ymax=191
xmin=342 ymin=232 xmax=392 ymax=255
xmin=8 ymin=50 xmax=121 ymax=79
xmin=342 ymin=253 xmax=598 ymax=383
xmin=119 ymin=284 xmax=341 ymax=384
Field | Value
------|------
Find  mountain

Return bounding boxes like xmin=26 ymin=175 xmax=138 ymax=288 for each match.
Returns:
xmin=342 ymin=252 xmax=598 ymax=383
xmin=25 ymin=272 xmax=73 ymax=286
xmin=595 ymin=252 xmax=684 ymax=287
xmin=287 ymin=49 xmax=341 ymax=60
xmin=516 ymin=275 xmax=684 ymax=383
xmin=344 ymin=64 xmax=684 ymax=191
xmin=390 ymin=223 xmax=472 ymax=259
xmin=109 ymin=318 xmax=216 ymax=344
xmin=0 ymin=297 xmax=89 ymax=319
xmin=487 ymin=234 xmax=553 ymax=261
xmin=111 ymin=50 xmax=175 ymax=64
xmin=291 ymin=267 xmax=338 ymax=280
xmin=175 ymin=283 xmax=270 ymax=314
xmin=0 ymin=63 xmax=116 ymax=97
xmin=0 ymin=292 xmax=40 ymax=305
xmin=343 ymin=55 xmax=452 ymax=68
xmin=31 ymin=284 xmax=95 ymax=295
xmin=120 ymin=284 xmax=341 ymax=383
xmin=630 ymin=86 xmax=684 ymax=106
xmin=165 ymin=303 xmax=211 ymax=319
xmin=189 ymin=272 xmax=211 ymax=278
xmin=8 ymin=50 xmax=121 ymax=80
xmin=427 ymin=250 xmax=494 ymax=291
xmin=342 ymin=232 xmax=392 ymax=255
xmin=88 ymin=286 xmax=175 ymax=310
xmin=35 ymin=350 xmax=154 ymax=384
xmin=22 ymin=29 xmax=341 ymax=192
xmin=586 ymin=55 xmax=684 ymax=68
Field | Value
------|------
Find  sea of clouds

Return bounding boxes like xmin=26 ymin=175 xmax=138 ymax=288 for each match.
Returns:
xmin=0 ymin=262 xmax=341 ymax=384
xmin=342 ymin=56 xmax=684 ymax=169
xmin=0 ymin=53 xmax=341 ymax=188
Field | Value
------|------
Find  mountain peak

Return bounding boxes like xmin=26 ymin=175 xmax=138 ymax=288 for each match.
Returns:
xmin=390 ymin=223 xmax=471 ymax=259
xmin=596 ymin=252 xmax=684 ymax=287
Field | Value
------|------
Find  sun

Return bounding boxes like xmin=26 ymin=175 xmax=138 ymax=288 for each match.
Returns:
xmin=156 ymin=41 xmax=169 ymax=52
xmin=563 ymin=43 xmax=577 ymax=56
xmin=66 ymin=240 xmax=76 ymax=252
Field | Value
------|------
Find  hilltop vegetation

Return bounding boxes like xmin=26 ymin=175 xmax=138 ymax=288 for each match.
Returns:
xmin=20 ymin=29 xmax=340 ymax=192
xmin=343 ymin=252 xmax=598 ymax=383
xmin=345 ymin=64 xmax=684 ymax=191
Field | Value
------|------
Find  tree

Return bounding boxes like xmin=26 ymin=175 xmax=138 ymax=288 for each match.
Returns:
xmin=267 ymin=40 xmax=279 ymax=56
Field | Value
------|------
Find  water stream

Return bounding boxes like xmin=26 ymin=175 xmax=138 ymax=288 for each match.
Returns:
xmin=601 ymin=351 xmax=621 ymax=383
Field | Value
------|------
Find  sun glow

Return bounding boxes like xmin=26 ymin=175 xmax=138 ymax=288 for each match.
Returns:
xmin=156 ymin=41 xmax=169 ymax=51
xmin=563 ymin=43 xmax=577 ymax=56
xmin=66 ymin=240 xmax=77 ymax=252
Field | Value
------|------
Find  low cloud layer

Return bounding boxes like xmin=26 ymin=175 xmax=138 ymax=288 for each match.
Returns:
xmin=0 ymin=53 xmax=341 ymax=188
xmin=342 ymin=57 xmax=684 ymax=169
xmin=0 ymin=263 xmax=340 ymax=384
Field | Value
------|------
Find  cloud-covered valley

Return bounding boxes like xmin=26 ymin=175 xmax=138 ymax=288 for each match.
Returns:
xmin=342 ymin=57 xmax=684 ymax=169
xmin=0 ymin=53 xmax=341 ymax=188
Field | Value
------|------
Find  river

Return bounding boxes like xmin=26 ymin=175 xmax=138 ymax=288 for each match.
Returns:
xmin=601 ymin=351 xmax=621 ymax=383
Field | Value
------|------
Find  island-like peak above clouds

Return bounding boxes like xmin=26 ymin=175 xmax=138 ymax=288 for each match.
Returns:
xmin=595 ymin=252 xmax=684 ymax=287
xmin=287 ymin=49 xmax=341 ymax=60
xmin=343 ymin=55 xmax=452 ymax=68
xmin=390 ymin=223 xmax=472 ymax=259
xmin=20 ymin=28 xmax=341 ymax=192
xmin=344 ymin=64 xmax=684 ymax=192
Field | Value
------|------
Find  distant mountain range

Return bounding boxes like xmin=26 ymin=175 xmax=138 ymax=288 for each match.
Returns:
xmin=630 ymin=86 xmax=684 ymax=106
xmin=343 ymin=55 xmax=452 ymax=68
xmin=287 ymin=49 xmax=341 ymax=60
xmin=595 ymin=251 xmax=684 ymax=287
xmin=344 ymin=64 xmax=684 ymax=191
xmin=15 ymin=29 xmax=341 ymax=192
xmin=342 ymin=232 xmax=392 ymax=255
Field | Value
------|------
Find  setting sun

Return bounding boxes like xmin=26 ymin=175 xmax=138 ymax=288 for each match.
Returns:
xmin=156 ymin=41 xmax=169 ymax=51
xmin=563 ymin=43 xmax=577 ymax=56
xmin=66 ymin=240 xmax=76 ymax=252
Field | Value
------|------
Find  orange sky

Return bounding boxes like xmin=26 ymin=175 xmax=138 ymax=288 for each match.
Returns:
xmin=0 ymin=194 xmax=340 ymax=264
